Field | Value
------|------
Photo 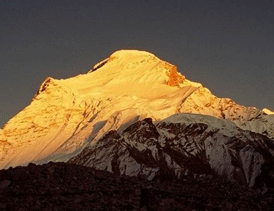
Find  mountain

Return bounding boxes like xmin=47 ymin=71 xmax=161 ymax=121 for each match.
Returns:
xmin=69 ymin=115 xmax=274 ymax=187
xmin=0 ymin=50 xmax=273 ymax=187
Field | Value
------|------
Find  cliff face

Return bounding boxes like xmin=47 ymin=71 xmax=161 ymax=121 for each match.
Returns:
xmin=165 ymin=65 xmax=185 ymax=86
xmin=69 ymin=116 xmax=274 ymax=187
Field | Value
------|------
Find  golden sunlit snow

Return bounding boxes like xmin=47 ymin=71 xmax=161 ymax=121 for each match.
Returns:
xmin=0 ymin=50 xmax=273 ymax=169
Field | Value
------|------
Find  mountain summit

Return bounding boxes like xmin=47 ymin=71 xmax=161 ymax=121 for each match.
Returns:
xmin=0 ymin=50 xmax=273 ymax=187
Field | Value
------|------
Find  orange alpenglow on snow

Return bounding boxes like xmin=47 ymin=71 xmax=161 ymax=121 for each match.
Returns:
xmin=0 ymin=49 xmax=273 ymax=171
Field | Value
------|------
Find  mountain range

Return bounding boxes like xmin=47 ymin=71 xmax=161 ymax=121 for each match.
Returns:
xmin=0 ymin=50 xmax=273 ymax=188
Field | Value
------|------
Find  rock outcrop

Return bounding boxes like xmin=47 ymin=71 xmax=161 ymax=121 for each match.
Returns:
xmin=0 ymin=162 xmax=272 ymax=210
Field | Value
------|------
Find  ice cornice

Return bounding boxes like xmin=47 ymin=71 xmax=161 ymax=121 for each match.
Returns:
xmin=262 ymin=108 xmax=274 ymax=115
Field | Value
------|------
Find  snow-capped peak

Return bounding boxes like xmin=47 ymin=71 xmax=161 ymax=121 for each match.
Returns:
xmin=0 ymin=49 xmax=273 ymax=171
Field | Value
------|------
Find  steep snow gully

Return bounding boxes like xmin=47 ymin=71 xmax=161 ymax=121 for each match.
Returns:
xmin=0 ymin=50 xmax=273 ymax=187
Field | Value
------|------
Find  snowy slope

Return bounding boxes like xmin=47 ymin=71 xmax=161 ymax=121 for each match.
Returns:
xmin=0 ymin=49 xmax=273 ymax=170
xmin=263 ymin=108 xmax=274 ymax=115
xmin=69 ymin=115 xmax=274 ymax=187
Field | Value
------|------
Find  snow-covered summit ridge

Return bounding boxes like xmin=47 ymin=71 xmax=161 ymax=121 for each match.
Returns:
xmin=90 ymin=49 xmax=157 ymax=72
xmin=263 ymin=108 xmax=274 ymax=115
xmin=89 ymin=49 xmax=187 ymax=87
xmin=0 ymin=49 xmax=273 ymax=170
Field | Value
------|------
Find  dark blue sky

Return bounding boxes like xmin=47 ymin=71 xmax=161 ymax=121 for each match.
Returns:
xmin=1 ymin=0 xmax=273 ymax=127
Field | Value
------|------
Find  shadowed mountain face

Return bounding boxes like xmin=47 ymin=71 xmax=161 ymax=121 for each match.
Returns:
xmin=69 ymin=118 xmax=274 ymax=187
xmin=0 ymin=50 xmax=273 ymax=190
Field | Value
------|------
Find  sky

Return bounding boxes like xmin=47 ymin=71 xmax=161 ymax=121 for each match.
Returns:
xmin=0 ymin=0 xmax=273 ymax=127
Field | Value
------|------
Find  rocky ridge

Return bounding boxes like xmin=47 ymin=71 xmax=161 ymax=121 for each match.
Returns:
xmin=69 ymin=116 xmax=274 ymax=188
xmin=0 ymin=162 xmax=273 ymax=210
